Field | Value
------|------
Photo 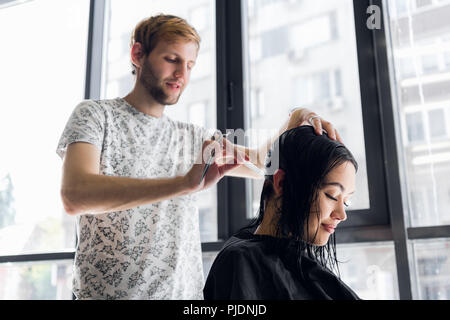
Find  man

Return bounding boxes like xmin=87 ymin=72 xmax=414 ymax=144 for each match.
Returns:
xmin=57 ymin=14 xmax=341 ymax=299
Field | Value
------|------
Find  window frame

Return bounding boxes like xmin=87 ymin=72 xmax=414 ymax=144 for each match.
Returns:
xmin=2 ymin=0 xmax=450 ymax=301
xmin=0 ymin=0 xmax=100 ymax=300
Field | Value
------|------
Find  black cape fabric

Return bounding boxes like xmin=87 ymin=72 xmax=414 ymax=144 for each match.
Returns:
xmin=203 ymin=229 xmax=360 ymax=300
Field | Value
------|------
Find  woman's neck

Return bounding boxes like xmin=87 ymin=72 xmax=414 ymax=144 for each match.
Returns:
xmin=254 ymin=198 xmax=279 ymax=237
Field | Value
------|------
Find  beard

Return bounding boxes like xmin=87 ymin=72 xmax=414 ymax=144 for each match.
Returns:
xmin=139 ymin=60 xmax=182 ymax=106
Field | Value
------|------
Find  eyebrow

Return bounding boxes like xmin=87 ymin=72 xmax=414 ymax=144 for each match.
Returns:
xmin=323 ymin=182 xmax=355 ymax=194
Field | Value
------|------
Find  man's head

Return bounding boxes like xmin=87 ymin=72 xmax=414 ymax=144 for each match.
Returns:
xmin=129 ymin=14 xmax=201 ymax=105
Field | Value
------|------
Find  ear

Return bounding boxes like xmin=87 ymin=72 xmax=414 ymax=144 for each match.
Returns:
xmin=272 ymin=169 xmax=285 ymax=196
xmin=130 ymin=42 xmax=145 ymax=73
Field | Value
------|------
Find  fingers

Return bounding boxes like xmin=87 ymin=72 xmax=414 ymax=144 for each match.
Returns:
xmin=320 ymin=120 xmax=336 ymax=140
xmin=201 ymin=140 xmax=221 ymax=165
xmin=220 ymin=138 xmax=248 ymax=165
xmin=218 ymin=162 xmax=241 ymax=176
xmin=335 ymin=129 xmax=344 ymax=144
xmin=309 ymin=116 xmax=323 ymax=136
xmin=308 ymin=114 xmax=342 ymax=142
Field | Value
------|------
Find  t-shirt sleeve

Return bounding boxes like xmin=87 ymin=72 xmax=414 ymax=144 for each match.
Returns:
xmin=56 ymin=100 xmax=105 ymax=160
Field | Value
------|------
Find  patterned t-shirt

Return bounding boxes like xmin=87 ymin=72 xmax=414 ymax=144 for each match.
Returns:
xmin=56 ymin=97 xmax=213 ymax=300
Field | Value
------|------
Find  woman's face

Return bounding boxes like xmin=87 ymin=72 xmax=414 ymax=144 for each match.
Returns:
xmin=305 ymin=161 xmax=356 ymax=246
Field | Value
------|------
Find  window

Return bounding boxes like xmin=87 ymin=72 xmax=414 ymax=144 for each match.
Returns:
xmin=0 ymin=0 xmax=89 ymax=254
xmin=416 ymin=0 xmax=433 ymax=8
xmin=337 ymin=242 xmax=399 ymax=299
xmin=293 ymin=70 xmax=343 ymax=109
xmin=2 ymin=0 xmax=450 ymax=301
xmin=243 ymin=0 xmax=369 ymax=219
xmin=399 ymin=57 xmax=416 ymax=79
xmin=387 ymin=0 xmax=450 ymax=227
xmin=249 ymin=37 xmax=262 ymax=62
xmin=413 ymin=239 xmax=450 ymax=299
xmin=0 ymin=260 xmax=73 ymax=299
xmin=250 ymin=89 xmax=265 ymax=119
xmin=290 ymin=13 xmax=337 ymax=52
xmin=444 ymin=51 xmax=450 ymax=68
xmin=428 ymin=109 xmax=447 ymax=138
xmin=102 ymin=0 xmax=218 ymax=242
xmin=393 ymin=0 xmax=409 ymax=16
xmin=421 ymin=54 xmax=439 ymax=74
xmin=261 ymin=26 xmax=289 ymax=59
xmin=189 ymin=5 xmax=209 ymax=32
xmin=188 ymin=101 xmax=207 ymax=127
xmin=0 ymin=0 xmax=90 ymax=299
xmin=406 ymin=112 xmax=425 ymax=142
xmin=313 ymin=72 xmax=331 ymax=101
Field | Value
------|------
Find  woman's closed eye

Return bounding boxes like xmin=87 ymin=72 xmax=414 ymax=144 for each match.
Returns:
xmin=324 ymin=193 xmax=350 ymax=207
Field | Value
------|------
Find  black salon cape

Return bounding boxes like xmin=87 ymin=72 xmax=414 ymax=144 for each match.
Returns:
xmin=203 ymin=229 xmax=360 ymax=300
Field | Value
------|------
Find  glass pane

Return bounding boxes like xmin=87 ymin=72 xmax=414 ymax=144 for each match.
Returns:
xmin=406 ymin=112 xmax=425 ymax=142
xmin=413 ymin=239 xmax=450 ymax=300
xmin=0 ymin=260 xmax=73 ymax=300
xmin=428 ymin=109 xmax=447 ymax=138
xmin=202 ymin=251 xmax=219 ymax=280
xmin=0 ymin=0 xmax=89 ymax=254
xmin=445 ymin=51 xmax=450 ymax=68
xmin=102 ymin=0 xmax=217 ymax=241
xmin=243 ymin=0 xmax=370 ymax=218
xmin=385 ymin=0 xmax=450 ymax=227
xmin=337 ymin=242 xmax=399 ymax=300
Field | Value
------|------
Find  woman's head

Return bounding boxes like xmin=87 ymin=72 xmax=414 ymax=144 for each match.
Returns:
xmin=256 ymin=125 xmax=358 ymax=247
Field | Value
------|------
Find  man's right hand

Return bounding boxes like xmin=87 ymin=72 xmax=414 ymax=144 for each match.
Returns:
xmin=183 ymin=139 xmax=242 ymax=193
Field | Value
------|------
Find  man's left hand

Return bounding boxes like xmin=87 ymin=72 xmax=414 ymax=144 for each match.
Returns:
xmin=287 ymin=108 xmax=343 ymax=144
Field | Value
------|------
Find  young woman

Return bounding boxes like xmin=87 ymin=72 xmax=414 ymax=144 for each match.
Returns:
xmin=203 ymin=125 xmax=360 ymax=300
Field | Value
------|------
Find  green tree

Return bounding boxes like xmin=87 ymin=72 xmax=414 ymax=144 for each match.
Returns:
xmin=18 ymin=264 xmax=55 ymax=299
xmin=0 ymin=173 xmax=16 ymax=229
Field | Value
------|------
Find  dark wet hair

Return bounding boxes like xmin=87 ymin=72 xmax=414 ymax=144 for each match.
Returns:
xmin=246 ymin=125 xmax=358 ymax=277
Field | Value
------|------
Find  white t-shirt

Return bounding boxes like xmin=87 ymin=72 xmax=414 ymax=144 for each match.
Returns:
xmin=56 ymin=97 xmax=213 ymax=299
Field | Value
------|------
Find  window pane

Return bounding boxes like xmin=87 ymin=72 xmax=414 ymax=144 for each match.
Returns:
xmin=413 ymin=239 xmax=450 ymax=300
xmin=243 ymin=0 xmax=370 ymax=218
xmin=428 ymin=109 xmax=447 ymax=138
xmin=406 ymin=112 xmax=425 ymax=142
xmin=386 ymin=0 xmax=450 ymax=227
xmin=202 ymin=251 xmax=219 ymax=280
xmin=421 ymin=54 xmax=439 ymax=74
xmin=416 ymin=0 xmax=433 ymax=9
xmin=102 ymin=0 xmax=217 ymax=242
xmin=0 ymin=0 xmax=89 ymax=255
xmin=337 ymin=242 xmax=399 ymax=300
xmin=444 ymin=52 xmax=450 ymax=68
xmin=0 ymin=260 xmax=73 ymax=300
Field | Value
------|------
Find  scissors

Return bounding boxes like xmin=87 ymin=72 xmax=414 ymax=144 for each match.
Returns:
xmin=199 ymin=131 xmax=229 ymax=185
xmin=198 ymin=131 xmax=265 ymax=185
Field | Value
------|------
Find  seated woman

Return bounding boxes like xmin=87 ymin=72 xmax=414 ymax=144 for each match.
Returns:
xmin=203 ymin=125 xmax=360 ymax=300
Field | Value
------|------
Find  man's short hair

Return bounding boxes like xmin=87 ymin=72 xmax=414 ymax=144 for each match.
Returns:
xmin=130 ymin=14 xmax=201 ymax=75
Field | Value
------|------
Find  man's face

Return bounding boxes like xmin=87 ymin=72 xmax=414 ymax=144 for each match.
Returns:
xmin=139 ymin=39 xmax=198 ymax=105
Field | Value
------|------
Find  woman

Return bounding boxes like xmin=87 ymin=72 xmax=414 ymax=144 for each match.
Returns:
xmin=203 ymin=125 xmax=360 ymax=300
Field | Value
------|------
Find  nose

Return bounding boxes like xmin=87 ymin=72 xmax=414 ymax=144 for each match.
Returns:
xmin=174 ymin=63 xmax=188 ymax=80
xmin=333 ymin=202 xmax=347 ymax=222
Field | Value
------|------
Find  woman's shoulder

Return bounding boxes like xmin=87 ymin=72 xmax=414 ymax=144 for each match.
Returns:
xmin=217 ymin=229 xmax=280 ymax=264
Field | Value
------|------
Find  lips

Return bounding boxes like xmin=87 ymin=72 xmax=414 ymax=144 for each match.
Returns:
xmin=166 ymin=82 xmax=181 ymax=89
xmin=321 ymin=224 xmax=336 ymax=234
